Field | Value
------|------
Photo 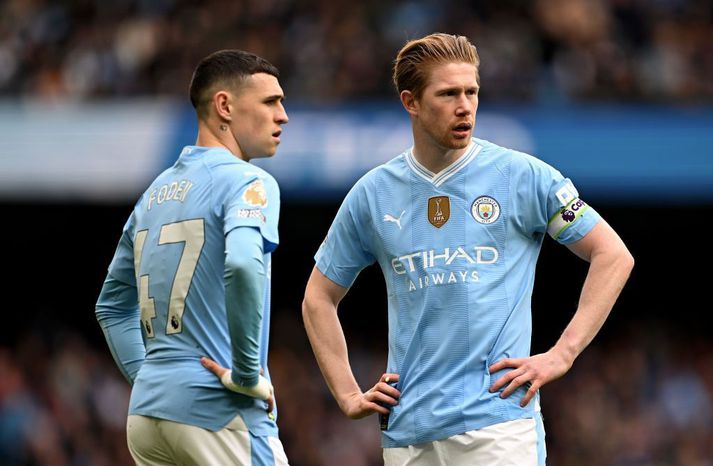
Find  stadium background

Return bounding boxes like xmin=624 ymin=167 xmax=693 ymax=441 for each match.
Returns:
xmin=1 ymin=0 xmax=712 ymax=465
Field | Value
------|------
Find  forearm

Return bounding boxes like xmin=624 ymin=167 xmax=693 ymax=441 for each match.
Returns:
xmin=554 ymin=243 xmax=634 ymax=365
xmin=302 ymin=294 xmax=361 ymax=412
xmin=95 ymin=274 xmax=145 ymax=383
xmin=224 ymin=227 xmax=266 ymax=386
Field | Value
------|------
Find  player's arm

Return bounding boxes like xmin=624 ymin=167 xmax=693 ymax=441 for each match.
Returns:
xmin=95 ymin=274 xmax=146 ymax=384
xmin=96 ymin=215 xmax=146 ymax=385
xmin=201 ymin=226 xmax=273 ymax=409
xmin=302 ymin=266 xmax=400 ymax=419
xmin=490 ymin=219 xmax=634 ymax=406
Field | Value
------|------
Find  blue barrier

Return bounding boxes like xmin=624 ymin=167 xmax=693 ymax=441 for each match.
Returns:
xmin=1 ymin=100 xmax=710 ymax=203
xmin=169 ymin=102 xmax=713 ymax=203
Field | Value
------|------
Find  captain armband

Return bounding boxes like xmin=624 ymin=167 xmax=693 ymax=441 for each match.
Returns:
xmin=547 ymin=198 xmax=590 ymax=240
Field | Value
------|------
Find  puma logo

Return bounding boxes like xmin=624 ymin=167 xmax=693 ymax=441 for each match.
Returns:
xmin=383 ymin=210 xmax=405 ymax=229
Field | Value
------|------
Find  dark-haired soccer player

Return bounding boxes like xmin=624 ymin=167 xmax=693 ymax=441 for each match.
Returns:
xmin=96 ymin=50 xmax=289 ymax=465
xmin=303 ymin=33 xmax=634 ymax=465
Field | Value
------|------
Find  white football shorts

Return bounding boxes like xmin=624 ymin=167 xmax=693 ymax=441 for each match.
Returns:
xmin=127 ymin=414 xmax=288 ymax=466
xmin=383 ymin=415 xmax=546 ymax=466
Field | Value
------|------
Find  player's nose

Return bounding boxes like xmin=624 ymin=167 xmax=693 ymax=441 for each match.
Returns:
xmin=276 ymin=103 xmax=288 ymax=124
xmin=455 ymin=96 xmax=473 ymax=116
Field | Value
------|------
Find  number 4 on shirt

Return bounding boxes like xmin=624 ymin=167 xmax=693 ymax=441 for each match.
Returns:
xmin=133 ymin=219 xmax=205 ymax=338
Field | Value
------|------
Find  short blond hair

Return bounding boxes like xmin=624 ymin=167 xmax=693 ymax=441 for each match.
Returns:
xmin=393 ymin=33 xmax=480 ymax=98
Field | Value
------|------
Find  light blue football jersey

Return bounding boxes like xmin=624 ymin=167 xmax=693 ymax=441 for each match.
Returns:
xmin=315 ymin=138 xmax=600 ymax=447
xmin=107 ymin=146 xmax=279 ymax=435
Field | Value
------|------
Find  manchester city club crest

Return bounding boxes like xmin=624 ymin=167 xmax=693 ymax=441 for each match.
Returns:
xmin=471 ymin=196 xmax=501 ymax=224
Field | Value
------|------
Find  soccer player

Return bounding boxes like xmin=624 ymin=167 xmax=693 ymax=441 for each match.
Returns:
xmin=95 ymin=50 xmax=289 ymax=465
xmin=302 ymin=33 xmax=634 ymax=465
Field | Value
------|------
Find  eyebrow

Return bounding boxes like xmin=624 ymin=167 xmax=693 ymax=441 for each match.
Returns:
xmin=263 ymin=94 xmax=285 ymax=102
xmin=436 ymin=85 xmax=479 ymax=93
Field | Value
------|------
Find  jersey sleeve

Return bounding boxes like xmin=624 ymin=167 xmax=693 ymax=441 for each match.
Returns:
xmin=223 ymin=173 xmax=280 ymax=253
xmin=223 ymin=226 xmax=266 ymax=386
xmin=99 ymin=206 xmax=145 ymax=384
xmin=315 ymin=182 xmax=376 ymax=288
xmin=95 ymin=274 xmax=145 ymax=384
xmin=511 ymin=154 xmax=600 ymax=245
xmin=107 ymin=209 xmax=138 ymax=285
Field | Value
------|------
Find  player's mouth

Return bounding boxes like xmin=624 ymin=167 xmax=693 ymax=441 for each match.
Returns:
xmin=272 ymin=130 xmax=282 ymax=143
xmin=452 ymin=122 xmax=472 ymax=138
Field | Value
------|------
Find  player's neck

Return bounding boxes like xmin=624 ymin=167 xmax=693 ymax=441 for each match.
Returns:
xmin=411 ymin=141 xmax=469 ymax=174
xmin=195 ymin=122 xmax=248 ymax=161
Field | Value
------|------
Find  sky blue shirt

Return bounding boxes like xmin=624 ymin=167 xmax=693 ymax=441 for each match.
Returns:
xmin=315 ymin=138 xmax=600 ymax=447
xmin=97 ymin=146 xmax=279 ymax=435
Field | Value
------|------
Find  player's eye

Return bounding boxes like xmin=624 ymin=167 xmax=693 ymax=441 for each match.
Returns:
xmin=264 ymin=96 xmax=284 ymax=105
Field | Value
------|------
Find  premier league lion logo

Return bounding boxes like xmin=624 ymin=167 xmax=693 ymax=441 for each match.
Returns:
xmin=561 ymin=209 xmax=576 ymax=222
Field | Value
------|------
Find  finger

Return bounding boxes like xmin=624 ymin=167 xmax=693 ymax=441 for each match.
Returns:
xmin=381 ymin=373 xmax=400 ymax=384
xmin=489 ymin=368 xmax=523 ymax=393
xmin=200 ymin=357 xmax=229 ymax=378
xmin=501 ymin=375 xmax=529 ymax=399
xmin=520 ymin=383 xmax=538 ymax=407
xmin=368 ymin=390 xmax=399 ymax=407
xmin=489 ymin=358 xmax=523 ymax=373
xmin=266 ymin=394 xmax=274 ymax=413
xmin=376 ymin=382 xmax=401 ymax=399
xmin=364 ymin=400 xmax=390 ymax=415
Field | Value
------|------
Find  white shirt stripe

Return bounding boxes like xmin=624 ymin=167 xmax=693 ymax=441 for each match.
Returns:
xmin=406 ymin=140 xmax=481 ymax=187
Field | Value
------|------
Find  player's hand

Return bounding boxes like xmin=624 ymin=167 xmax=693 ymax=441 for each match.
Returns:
xmin=200 ymin=357 xmax=275 ymax=414
xmin=488 ymin=350 xmax=572 ymax=407
xmin=341 ymin=373 xmax=400 ymax=420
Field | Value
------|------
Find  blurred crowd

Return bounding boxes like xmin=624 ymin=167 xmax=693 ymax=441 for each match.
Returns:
xmin=0 ymin=331 xmax=133 ymax=466
xmin=1 ymin=315 xmax=711 ymax=466
xmin=0 ymin=0 xmax=712 ymax=103
xmin=544 ymin=327 xmax=713 ymax=466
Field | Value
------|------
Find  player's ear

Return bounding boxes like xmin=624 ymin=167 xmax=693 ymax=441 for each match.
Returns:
xmin=213 ymin=90 xmax=233 ymax=122
xmin=400 ymin=90 xmax=418 ymax=116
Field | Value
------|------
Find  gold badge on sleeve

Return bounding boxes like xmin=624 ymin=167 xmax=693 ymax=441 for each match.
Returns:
xmin=243 ymin=179 xmax=268 ymax=207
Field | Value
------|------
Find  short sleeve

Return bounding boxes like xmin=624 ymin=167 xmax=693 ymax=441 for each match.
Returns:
xmin=512 ymin=154 xmax=600 ymax=245
xmin=223 ymin=174 xmax=280 ymax=253
xmin=544 ymin=177 xmax=600 ymax=244
xmin=315 ymin=184 xmax=376 ymax=289
xmin=108 ymin=210 xmax=138 ymax=286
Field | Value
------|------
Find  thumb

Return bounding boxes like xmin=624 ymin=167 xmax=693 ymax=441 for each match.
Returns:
xmin=201 ymin=357 xmax=229 ymax=378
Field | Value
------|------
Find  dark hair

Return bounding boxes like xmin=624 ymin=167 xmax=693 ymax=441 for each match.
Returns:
xmin=189 ymin=50 xmax=280 ymax=118
xmin=393 ymin=33 xmax=479 ymax=98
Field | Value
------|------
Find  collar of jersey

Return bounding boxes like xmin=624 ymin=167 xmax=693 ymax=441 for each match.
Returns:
xmin=181 ymin=145 xmax=230 ymax=158
xmin=406 ymin=141 xmax=482 ymax=187
xmin=181 ymin=145 xmax=247 ymax=163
